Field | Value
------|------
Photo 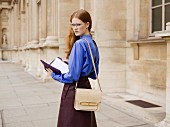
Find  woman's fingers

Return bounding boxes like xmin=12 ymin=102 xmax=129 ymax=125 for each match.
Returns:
xmin=47 ymin=68 xmax=52 ymax=72
xmin=46 ymin=68 xmax=53 ymax=76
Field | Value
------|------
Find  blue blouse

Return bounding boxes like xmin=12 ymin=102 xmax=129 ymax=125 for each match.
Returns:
xmin=51 ymin=34 xmax=99 ymax=84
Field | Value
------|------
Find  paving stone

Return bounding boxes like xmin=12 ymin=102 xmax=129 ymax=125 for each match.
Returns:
xmin=99 ymin=103 xmax=146 ymax=126
xmin=98 ymin=121 xmax=124 ymax=127
xmin=5 ymin=122 xmax=34 ymax=127
xmin=0 ymin=62 xmax=157 ymax=127
xmin=3 ymin=108 xmax=27 ymax=118
xmin=136 ymin=124 xmax=155 ymax=127
xmin=4 ymin=114 xmax=30 ymax=124
xmin=0 ymin=91 xmax=17 ymax=99
xmin=32 ymin=119 xmax=56 ymax=127
xmin=0 ymin=99 xmax=22 ymax=109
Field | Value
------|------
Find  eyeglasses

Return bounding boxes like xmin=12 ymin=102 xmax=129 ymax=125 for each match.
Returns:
xmin=70 ymin=23 xmax=82 ymax=27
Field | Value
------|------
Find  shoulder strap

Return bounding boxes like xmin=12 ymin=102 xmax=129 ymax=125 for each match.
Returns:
xmin=75 ymin=39 xmax=102 ymax=91
xmin=83 ymin=39 xmax=102 ymax=91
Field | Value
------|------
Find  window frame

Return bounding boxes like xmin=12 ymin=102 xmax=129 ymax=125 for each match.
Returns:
xmin=151 ymin=0 xmax=170 ymax=33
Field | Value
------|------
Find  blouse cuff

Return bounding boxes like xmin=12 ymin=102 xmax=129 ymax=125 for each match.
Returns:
xmin=51 ymin=72 xmax=59 ymax=80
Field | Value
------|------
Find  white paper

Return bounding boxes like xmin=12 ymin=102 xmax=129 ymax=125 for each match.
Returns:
xmin=50 ymin=58 xmax=69 ymax=74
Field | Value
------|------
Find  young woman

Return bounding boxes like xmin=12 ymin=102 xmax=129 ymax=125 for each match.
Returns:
xmin=47 ymin=9 xmax=99 ymax=127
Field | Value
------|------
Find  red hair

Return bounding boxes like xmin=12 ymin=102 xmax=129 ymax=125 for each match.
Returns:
xmin=65 ymin=9 xmax=92 ymax=59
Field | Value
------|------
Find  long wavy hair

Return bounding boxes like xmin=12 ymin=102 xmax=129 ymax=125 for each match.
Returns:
xmin=65 ymin=9 xmax=92 ymax=59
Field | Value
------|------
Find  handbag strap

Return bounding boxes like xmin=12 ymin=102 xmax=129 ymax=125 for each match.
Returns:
xmin=75 ymin=38 xmax=102 ymax=92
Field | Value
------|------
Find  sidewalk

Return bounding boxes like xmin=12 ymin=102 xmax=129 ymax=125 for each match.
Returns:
xmin=0 ymin=62 xmax=164 ymax=127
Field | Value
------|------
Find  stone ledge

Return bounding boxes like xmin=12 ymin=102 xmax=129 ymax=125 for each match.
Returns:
xmin=41 ymin=42 xmax=59 ymax=48
xmin=155 ymin=31 xmax=170 ymax=38
xmin=129 ymin=38 xmax=166 ymax=44
xmin=128 ymin=38 xmax=166 ymax=60
xmin=0 ymin=48 xmax=18 ymax=51
xmin=23 ymin=43 xmax=59 ymax=49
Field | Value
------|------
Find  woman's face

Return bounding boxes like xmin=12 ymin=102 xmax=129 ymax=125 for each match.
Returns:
xmin=71 ymin=18 xmax=89 ymax=36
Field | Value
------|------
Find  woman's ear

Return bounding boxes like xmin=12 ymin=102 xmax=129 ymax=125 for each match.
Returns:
xmin=86 ymin=22 xmax=90 ymax=29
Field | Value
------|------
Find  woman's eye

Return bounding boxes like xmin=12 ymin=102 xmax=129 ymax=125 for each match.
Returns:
xmin=71 ymin=23 xmax=82 ymax=27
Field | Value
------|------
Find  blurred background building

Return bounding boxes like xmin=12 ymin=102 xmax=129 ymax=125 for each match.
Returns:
xmin=0 ymin=0 xmax=170 ymax=126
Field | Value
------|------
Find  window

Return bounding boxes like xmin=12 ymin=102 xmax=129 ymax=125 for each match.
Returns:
xmin=151 ymin=0 xmax=170 ymax=32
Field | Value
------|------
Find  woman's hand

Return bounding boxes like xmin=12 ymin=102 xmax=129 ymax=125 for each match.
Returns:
xmin=46 ymin=68 xmax=53 ymax=76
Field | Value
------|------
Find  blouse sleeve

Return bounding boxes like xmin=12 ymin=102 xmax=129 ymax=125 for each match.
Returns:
xmin=51 ymin=41 xmax=84 ymax=83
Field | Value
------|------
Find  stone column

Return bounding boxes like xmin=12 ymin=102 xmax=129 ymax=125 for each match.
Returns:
xmin=0 ymin=8 xmax=2 ymax=48
xmin=24 ymin=0 xmax=30 ymax=71
xmin=25 ymin=0 xmax=31 ymax=72
xmin=0 ymin=8 xmax=2 ymax=59
xmin=28 ymin=0 xmax=32 ymax=43
xmin=31 ymin=0 xmax=38 ymax=44
xmin=27 ymin=0 xmax=39 ymax=76
xmin=45 ymin=0 xmax=58 ymax=45
xmin=0 ymin=6 xmax=2 ymax=59
xmin=20 ymin=0 xmax=26 ymax=47
xmin=36 ymin=0 xmax=46 ymax=78
xmin=10 ymin=2 xmax=19 ymax=62
xmin=40 ymin=0 xmax=59 ymax=81
xmin=14 ymin=2 xmax=19 ymax=48
xmin=39 ymin=0 xmax=47 ymax=43
xmin=155 ymin=23 xmax=170 ymax=127
xmin=19 ymin=0 xmax=26 ymax=66
xmin=8 ymin=5 xmax=15 ymax=62
xmin=8 ymin=8 xmax=12 ymax=48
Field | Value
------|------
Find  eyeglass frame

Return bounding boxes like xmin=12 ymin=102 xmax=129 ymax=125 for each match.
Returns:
xmin=70 ymin=23 xmax=84 ymax=28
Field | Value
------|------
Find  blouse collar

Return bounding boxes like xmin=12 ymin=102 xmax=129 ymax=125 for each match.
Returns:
xmin=80 ymin=34 xmax=92 ymax=39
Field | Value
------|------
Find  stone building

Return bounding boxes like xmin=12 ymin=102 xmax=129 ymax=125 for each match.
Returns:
xmin=0 ymin=0 xmax=170 ymax=126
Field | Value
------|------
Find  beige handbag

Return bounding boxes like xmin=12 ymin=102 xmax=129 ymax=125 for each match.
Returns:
xmin=74 ymin=39 xmax=102 ymax=111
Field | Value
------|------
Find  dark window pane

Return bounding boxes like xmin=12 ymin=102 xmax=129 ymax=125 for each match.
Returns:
xmin=165 ymin=0 xmax=170 ymax=3
xmin=152 ymin=7 xmax=162 ymax=32
xmin=152 ymin=0 xmax=162 ymax=6
xmin=165 ymin=4 xmax=170 ymax=30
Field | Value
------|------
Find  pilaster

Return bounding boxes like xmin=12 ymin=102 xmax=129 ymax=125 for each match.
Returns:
xmin=31 ymin=0 xmax=38 ymax=44
xmin=20 ymin=0 xmax=26 ymax=47
xmin=14 ymin=3 xmax=19 ymax=48
xmin=0 ymin=8 xmax=2 ymax=48
xmin=44 ymin=0 xmax=58 ymax=46
xmin=28 ymin=0 xmax=31 ymax=42
xmin=40 ymin=0 xmax=47 ymax=44
xmin=10 ymin=7 xmax=15 ymax=48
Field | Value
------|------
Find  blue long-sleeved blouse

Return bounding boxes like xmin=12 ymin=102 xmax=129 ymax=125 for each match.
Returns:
xmin=51 ymin=34 xmax=99 ymax=84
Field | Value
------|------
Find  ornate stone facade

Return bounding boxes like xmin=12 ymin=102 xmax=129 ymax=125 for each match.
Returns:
xmin=0 ymin=0 xmax=170 ymax=126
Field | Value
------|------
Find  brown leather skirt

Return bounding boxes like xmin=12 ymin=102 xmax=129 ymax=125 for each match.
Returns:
xmin=57 ymin=77 xmax=97 ymax=127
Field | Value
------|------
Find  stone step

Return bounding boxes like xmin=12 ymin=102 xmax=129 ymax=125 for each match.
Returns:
xmin=102 ymin=93 xmax=165 ymax=124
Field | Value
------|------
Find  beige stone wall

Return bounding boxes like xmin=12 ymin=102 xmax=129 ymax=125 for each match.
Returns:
xmin=58 ymin=0 xmax=80 ymax=59
xmin=127 ymin=40 xmax=166 ymax=104
xmin=2 ymin=0 xmax=170 ymax=126
xmin=94 ymin=0 xmax=127 ymax=92
xmin=139 ymin=0 xmax=150 ymax=39
xmin=126 ymin=0 xmax=166 ymax=105
xmin=0 ymin=0 xmax=167 ymax=104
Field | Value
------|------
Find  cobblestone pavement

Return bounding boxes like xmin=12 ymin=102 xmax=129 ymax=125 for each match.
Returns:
xmin=0 ymin=62 xmax=160 ymax=127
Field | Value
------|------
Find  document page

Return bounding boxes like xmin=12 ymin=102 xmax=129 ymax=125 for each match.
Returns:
xmin=50 ymin=58 xmax=69 ymax=74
